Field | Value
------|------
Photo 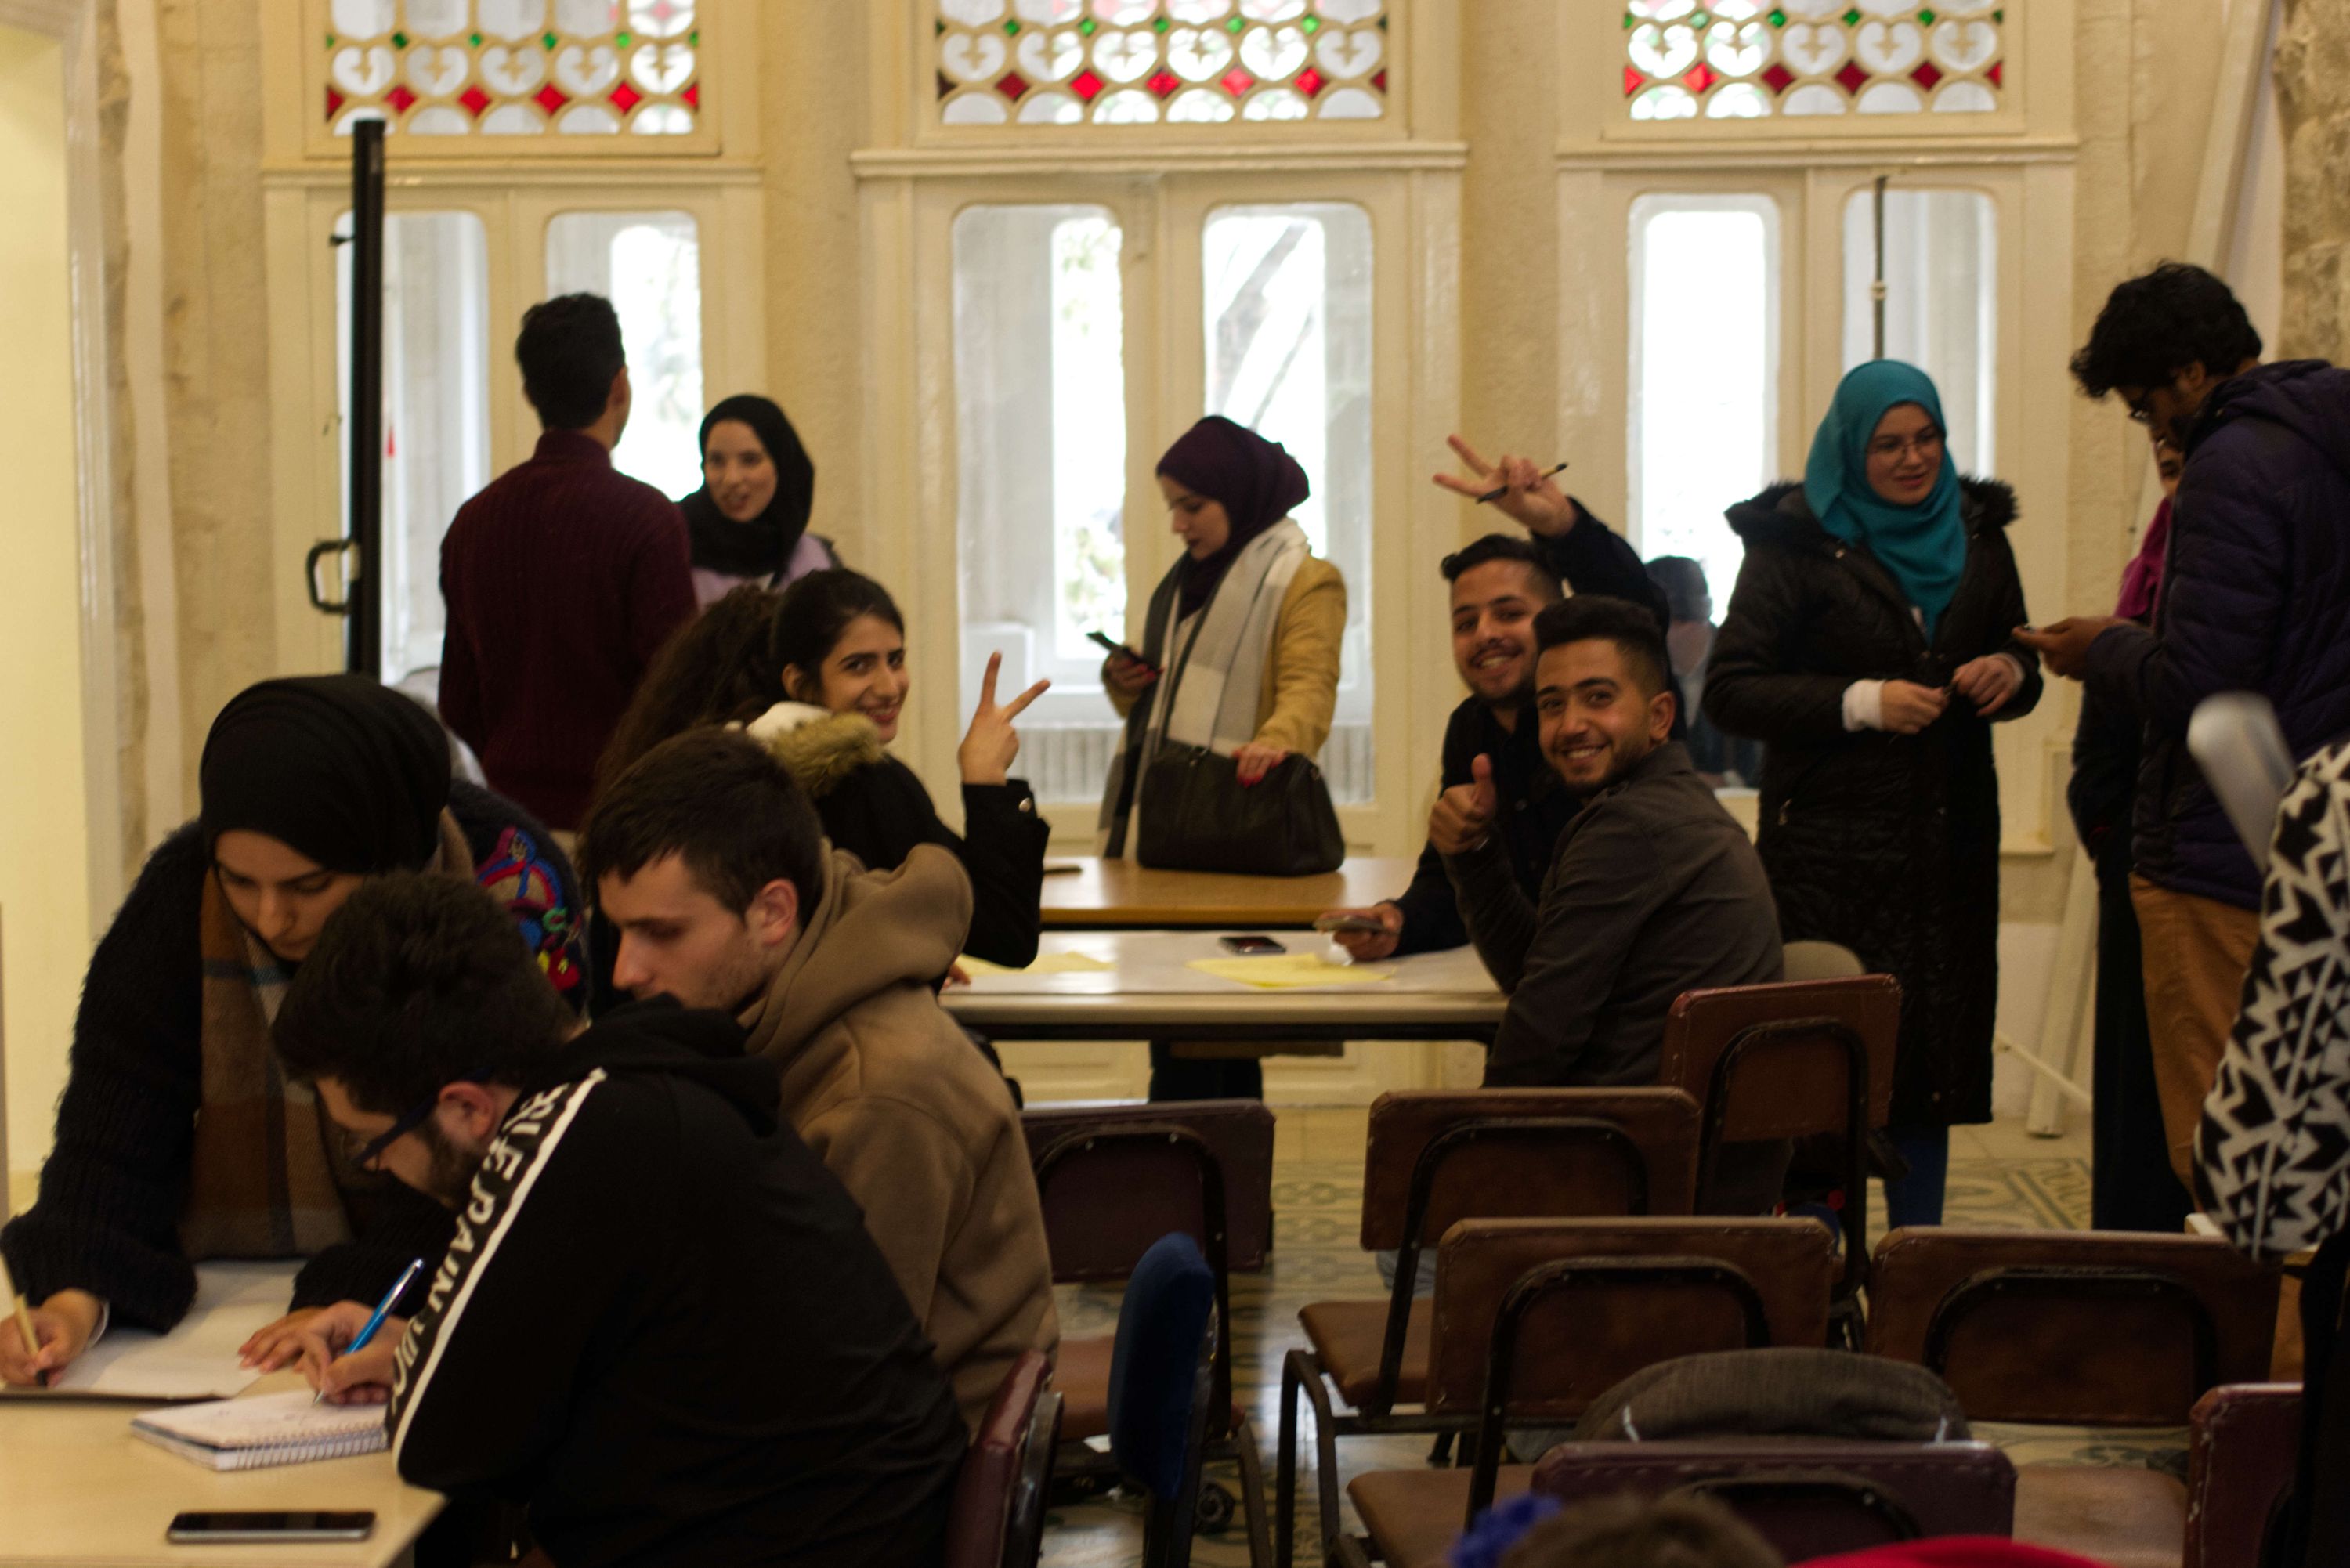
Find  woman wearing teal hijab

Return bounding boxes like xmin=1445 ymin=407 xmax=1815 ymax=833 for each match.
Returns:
xmin=1705 ymin=360 xmax=2043 ymax=1229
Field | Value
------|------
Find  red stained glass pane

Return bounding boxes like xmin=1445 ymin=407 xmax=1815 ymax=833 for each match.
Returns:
xmin=1625 ymin=65 xmax=1647 ymax=96
xmin=1070 ymin=68 xmax=1104 ymax=102
xmin=326 ymin=86 xmax=346 ymax=121
xmin=1986 ymin=60 xmax=2002 ymax=86
xmin=458 ymin=84 xmax=493 ymax=117
xmin=1372 ymin=68 xmax=1387 ymax=92
xmin=1146 ymin=68 xmax=1181 ymax=99
xmin=610 ymin=80 xmax=643 ymax=112
xmin=1759 ymin=61 xmax=1794 ymax=93
xmin=996 ymin=70 xmax=1030 ymax=100
xmin=534 ymin=82 xmax=570 ymax=115
xmin=1909 ymin=60 xmax=1942 ymax=89
xmin=1219 ymin=66 xmax=1256 ymax=98
xmin=385 ymin=83 xmax=418 ymax=114
xmin=1834 ymin=59 xmax=1869 ymax=94
xmin=1296 ymin=65 xmax=1325 ymax=96
xmin=682 ymin=81 xmax=700 ymax=108
xmin=1684 ymin=61 xmax=1717 ymax=93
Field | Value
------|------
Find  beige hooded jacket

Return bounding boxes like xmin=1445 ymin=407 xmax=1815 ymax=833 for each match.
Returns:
xmin=737 ymin=841 xmax=1058 ymax=1435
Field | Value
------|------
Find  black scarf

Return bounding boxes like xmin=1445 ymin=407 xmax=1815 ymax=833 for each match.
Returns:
xmin=1156 ymin=415 xmax=1311 ymax=619
xmin=198 ymin=674 xmax=450 ymax=875
xmin=681 ymin=394 xmax=817 ymax=582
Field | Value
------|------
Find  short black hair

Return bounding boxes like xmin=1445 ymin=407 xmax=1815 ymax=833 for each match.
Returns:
xmin=2070 ymin=263 xmax=2262 ymax=399
xmin=1535 ymin=594 xmax=1671 ymax=698
xmin=515 ymin=294 xmax=626 ymax=429
xmin=579 ymin=728 xmax=827 ymax=918
xmin=1644 ymin=555 xmax=1711 ymax=623
xmin=1440 ymin=534 xmax=1562 ymax=598
xmin=273 ymin=874 xmax=573 ymax=1116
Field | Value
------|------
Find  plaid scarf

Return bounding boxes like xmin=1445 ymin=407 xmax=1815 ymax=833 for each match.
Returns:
xmin=179 ymin=811 xmax=471 ymax=1259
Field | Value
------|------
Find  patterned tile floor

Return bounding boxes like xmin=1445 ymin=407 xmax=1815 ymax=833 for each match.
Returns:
xmin=1039 ymin=1111 xmax=2175 ymax=1566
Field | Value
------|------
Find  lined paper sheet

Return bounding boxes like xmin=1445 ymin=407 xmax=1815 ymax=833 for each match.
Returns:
xmin=4 ymin=1262 xmax=298 ymax=1401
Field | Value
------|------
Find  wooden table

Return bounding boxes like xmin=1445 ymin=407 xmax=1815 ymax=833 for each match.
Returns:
xmin=0 ymin=1376 xmax=443 ymax=1567
xmin=1039 ymin=855 xmax=1422 ymax=930
xmin=944 ymin=929 xmax=1505 ymax=1043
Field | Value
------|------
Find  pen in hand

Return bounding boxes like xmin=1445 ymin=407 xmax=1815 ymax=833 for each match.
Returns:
xmin=314 ymin=1257 xmax=424 ymax=1405
xmin=1475 ymin=461 xmax=1569 ymax=504
xmin=2 ymin=1256 xmax=43 ymax=1388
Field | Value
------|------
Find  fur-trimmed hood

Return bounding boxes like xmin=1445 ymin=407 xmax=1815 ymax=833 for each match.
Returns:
xmin=1725 ymin=475 xmax=2019 ymax=551
xmin=743 ymin=702 xmax=886 ymax=799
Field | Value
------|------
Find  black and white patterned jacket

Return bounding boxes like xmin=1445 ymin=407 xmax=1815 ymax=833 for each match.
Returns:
xmin=2197 ymin=740 xmax=2350 ymax=1263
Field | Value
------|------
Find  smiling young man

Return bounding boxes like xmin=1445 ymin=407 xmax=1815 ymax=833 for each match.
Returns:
xmin=1443 ymin=595 xmax=1782 ymax=1097
xmin=271 ymin=875 xmax=967 ymax=1568
xmin=580 ymin=727 xmax=1056 ymax=1433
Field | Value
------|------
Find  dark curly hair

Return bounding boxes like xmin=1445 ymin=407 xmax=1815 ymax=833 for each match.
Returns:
xmin=1535 ymin=594 xmax=1672 ymax=698
xmin=273 ymin=874 xmax=574 ymax=1115
xmin=515 ymin=293 xmax=625 ymax=430
xmin=597 ymin=584 xmax=788 ymax=793
xmin=2070 ymin=262 xmax=2262 ymax=399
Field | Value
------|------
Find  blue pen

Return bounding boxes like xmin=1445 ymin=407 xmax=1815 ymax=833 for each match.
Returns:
xmin=314 ymin=1256 xmax=424 ymax=1404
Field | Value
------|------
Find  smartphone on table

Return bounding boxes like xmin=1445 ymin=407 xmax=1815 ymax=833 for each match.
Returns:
xmin=167 ymin=1511 xmax=376 ymax=1543
xmin=1086 ymin=630 xmax=1158 ymax=675
xmin=1219 ymin=934 xmax=1286 ymax=956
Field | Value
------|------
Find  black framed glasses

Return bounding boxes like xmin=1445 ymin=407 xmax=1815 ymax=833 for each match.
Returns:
xmin=346 ymin=1072 xmax=490 ymax=1171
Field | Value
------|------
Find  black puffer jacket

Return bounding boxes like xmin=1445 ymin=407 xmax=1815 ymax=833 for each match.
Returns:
xmin=1705 ymin=479 xmax=2041 ymax=1127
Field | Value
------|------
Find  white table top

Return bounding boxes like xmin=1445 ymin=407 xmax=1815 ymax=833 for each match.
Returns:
xmin=0 ymin=1266 xmax=443 ymax=1567
xmin=942 ymin=929 xmax=1506 ymax=1033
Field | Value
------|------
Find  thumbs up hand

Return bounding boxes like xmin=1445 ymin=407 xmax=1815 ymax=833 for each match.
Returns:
xmin=1430 ymin=753 xmax=1500 ymax=856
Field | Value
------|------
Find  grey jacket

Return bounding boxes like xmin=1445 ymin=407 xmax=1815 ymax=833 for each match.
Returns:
xmin=1446 ymin=741 xmax=1784 ymax=1089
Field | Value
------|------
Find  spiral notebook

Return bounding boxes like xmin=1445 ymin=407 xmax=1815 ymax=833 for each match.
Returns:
xmin=131 ymin=1390 xmax=389 ymax=1471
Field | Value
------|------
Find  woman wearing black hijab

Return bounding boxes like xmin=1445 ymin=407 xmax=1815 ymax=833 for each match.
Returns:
xmin=0 ymin=676 xmax=585 ymax=1389
xmin=683 ymin=393 xmax=837 ymax=607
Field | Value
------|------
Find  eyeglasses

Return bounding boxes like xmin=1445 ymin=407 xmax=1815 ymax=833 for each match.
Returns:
xmin=345 ymin=1073 xmax=490 ymax=1171
xmin=1865 ymin=428 xmax=1947 ymax=461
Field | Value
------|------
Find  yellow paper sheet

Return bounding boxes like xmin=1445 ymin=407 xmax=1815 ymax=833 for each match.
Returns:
xmin=959 ymin=951 xmax=1115 ymax=977
xmin=1186 ymin=955 xmax=1395 ymax=989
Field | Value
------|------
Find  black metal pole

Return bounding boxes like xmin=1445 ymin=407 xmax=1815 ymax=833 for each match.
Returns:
xmin=346 ymin=120 xmax=386 ymax=677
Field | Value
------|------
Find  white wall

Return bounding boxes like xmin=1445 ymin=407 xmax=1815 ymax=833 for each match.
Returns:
xmin=0 ymin=20 xmax=86 ymax=1198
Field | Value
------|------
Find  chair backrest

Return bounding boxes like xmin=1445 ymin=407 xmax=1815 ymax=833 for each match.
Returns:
xmin=1530 ymin=1439 xmax=2017 ymax=1559
xmin=1023 ymin=1100 xmax=1275 ymax=1276
xmin=1660 ymin=975 xmax=1901 ymax=1144
xmin=2185 ymin=1382 xmax=2301 ymax=1568
xmin=1867 ymin=1228 xmax=2281 ymax=1425
xmin=1108 ymin=1233 xmax=1217 ymax=1568
xmin=1004 ymin=1389 xmax=1063 ymax=1568
xmin=1358 ymin=1089 xmax=1705 ymax=1250
xmin=943 ymin=1349 xmax=1053 ymax=1568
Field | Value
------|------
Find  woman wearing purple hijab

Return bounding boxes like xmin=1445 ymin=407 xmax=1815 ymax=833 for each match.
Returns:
xmin=1098 ymin=415 xmax=1347 ymax=1098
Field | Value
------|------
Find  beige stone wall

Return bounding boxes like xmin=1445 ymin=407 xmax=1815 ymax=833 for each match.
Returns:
xmin=2276 ymin=0 xmax=2350 ymax=359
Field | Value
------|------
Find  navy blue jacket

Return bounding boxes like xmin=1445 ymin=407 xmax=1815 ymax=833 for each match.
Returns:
xmin=2084 ymin=360 xmax=2350 ymax=909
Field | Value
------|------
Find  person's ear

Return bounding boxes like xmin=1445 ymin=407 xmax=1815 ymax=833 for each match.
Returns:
xmin=1650 ymin=688 xmax=1677 ymax=743
xmin=781 ymin=664 xmax=812 ymax=703
xmin=608 ymin=364 xmax=631 ymax=417
xmin=746 ymin=877 xmax=801 ymax=950
xmin=438 ymin=1082 xmax=504 ymax=1144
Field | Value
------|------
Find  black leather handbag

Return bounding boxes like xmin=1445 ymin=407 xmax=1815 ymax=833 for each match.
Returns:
xmin=1133 ymin=741 xmax=1343 ymax=876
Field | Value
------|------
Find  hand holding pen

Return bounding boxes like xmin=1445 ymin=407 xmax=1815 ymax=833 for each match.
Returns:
xmin=299 ymin=1257 xmax=424 ymax=1407
xmin=1432 ymin=435 xmax=1576 ymax=537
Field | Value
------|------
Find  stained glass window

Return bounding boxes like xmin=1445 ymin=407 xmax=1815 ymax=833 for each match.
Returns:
xmin=323 ymin=0 xmax=702 ymax=139
xmin=934 ymin=0 xmax=1390 ymax=128
xmin=1622 ymin=1 xmax=2005 ymax=122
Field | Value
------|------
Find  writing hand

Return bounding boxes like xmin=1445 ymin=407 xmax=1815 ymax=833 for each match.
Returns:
xmin=959 ymin=652 xmax=1050 ymax=786
xmin=295 ymin=1302 xmax=405 ymax=1407
xmin=0 ymin=1290 xmax=100 ymax=1388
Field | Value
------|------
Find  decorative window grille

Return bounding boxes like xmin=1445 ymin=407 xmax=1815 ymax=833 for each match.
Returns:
xmin=322 ymin=0 xmax=703 ymax=139
xmin=933 ymin=0 xmax=1390 ymax=128
xmin=1622 ymin=0 xmax=2004 ymax=121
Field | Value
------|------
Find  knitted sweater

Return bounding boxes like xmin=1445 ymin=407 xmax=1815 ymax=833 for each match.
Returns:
xmin=0 ymin=782 xmax=584 ymax=1330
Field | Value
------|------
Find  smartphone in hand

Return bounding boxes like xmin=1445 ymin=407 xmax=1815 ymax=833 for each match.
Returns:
xmin=1086 ymin=630 xmax=1157 ymax=674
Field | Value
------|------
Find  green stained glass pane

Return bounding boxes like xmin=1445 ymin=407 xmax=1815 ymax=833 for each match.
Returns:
xmin=616 ymin=30 xmax=631 ymax=45
xmin=469 ymin=31 xmax=483 ymax=45
xmin=1624 ymin=10 xmax=1637 ymax=25
xmin=392 ymin=30 xmax=407 ymax=47
xmin=1767 ymin=6 xmax=1785 ymax=22
xmin=1992 ymin=6 xmax=2002 ymax=17
xmin=935 ymin=16 xmax=945 ymax=33
xmin=1302 ymin=15 xmax=1318 ymax=31
xmin=1917 ymin=5 xmax=1934 ymax=20
xmin=1154 ymin=16 xmax=1170 ymax=31
xmin=1842 ymin=6 xmax=1861 ymax=21
xmin=1003 ymin=17 xmax=1020 ymax=33
xmin=689 ymin=28 xmax=699 ymax=45
xmin=1226 ymin=15 xmax=1244 ymax=31
xmin=325 ymin=33 xmax=336 ymax=47
xmin=543 ymin=31 xmax=558 ymax=49
xmin=1078 ymin=16 xmax=1096 ymax=33
xmin=1693 ymin=10 xmax=1711 ymax=24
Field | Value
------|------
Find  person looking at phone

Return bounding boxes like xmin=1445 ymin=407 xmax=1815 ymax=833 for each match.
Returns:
xmin=1319 ymin=432 xmax=1675 ymax=963
xmin=599 ymin=569 xmax=1050 ymax=970
xmin=1098 ymin=414 xmax=1346 ymax=1100
xmin=272 ymin=874 xmax=969 ymax=1568
xmin=0 ymin=676 xmax=583 ymax=1390
xmin=583 ymin=728 xmax=1057 ymax=1433
xmin=1445 ymin=596 xmax=1782 ymax=1202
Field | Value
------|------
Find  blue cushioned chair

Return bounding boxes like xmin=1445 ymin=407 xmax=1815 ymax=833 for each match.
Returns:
xmin=1109 ymin=1232 xmax=1220 ymax=1568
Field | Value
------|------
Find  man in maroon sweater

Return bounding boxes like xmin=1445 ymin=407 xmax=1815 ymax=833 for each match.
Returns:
xmin=439 ymin=294 xmax=696 ymax=832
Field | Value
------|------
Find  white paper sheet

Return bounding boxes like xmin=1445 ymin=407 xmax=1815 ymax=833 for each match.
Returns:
xmin=4 ymin=1261 xmax=298 ymax=1401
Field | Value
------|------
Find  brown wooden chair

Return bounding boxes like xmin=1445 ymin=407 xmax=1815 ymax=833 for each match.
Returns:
xmin=1023 ymin=1100 xmax=1277 ymax=1273
xmin=1868 ymin=1227 xmax=2283 ymax=1568
xmin=2184 ymin=1383 xmax=2301 ymax=1568
xmin=1273 ymin=1089 xmax=1705 ymax=1568
xmin=1332 ymin=1216 xmax=1838 ymax=1568
xmin=944 ymin=1349 xmax=1060 ymax=1568
xmin=1526 ymin=1438 xmax=2016 ymax=1561
xmin=1659 ymin=974 xmax=1901 ymax=1341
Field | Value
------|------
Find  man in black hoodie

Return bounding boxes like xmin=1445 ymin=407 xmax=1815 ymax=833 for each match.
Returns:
xmin=270 ymin=874 xmax=967 ymax=1568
